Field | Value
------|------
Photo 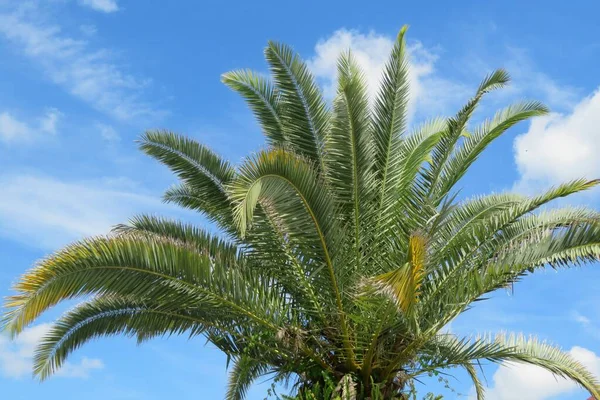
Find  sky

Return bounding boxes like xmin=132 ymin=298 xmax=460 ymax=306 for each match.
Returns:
xmin=0 ymin=0 xmax=599 ymax=399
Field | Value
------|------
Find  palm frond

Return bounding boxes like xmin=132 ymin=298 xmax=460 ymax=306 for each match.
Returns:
xmin=265 ymin=42 xmax=330 ymax=168
xmin=421 ymin=333 xmax=600 ymax=399
xmin=226 ymin=148 xmax=356 ymax=366
xmin=424 ymin=69 xmax=511 ymax=205
xmin=422 ymin=179 xmax=600 ymax=304
xmin=139 ymin=131 xmax=236 ymax=228
xmin=226 ymin=355 xmax=270 ymax=400
xmin=139 ymin=130 xmax=235 ymax=185
xmin=222 ymin=69 xmax=286 ymax=146
xmin=367 ymin=233 xmax=427 ymax=314
xmin=113 ymin=214 xmax=238 ymax=263
xmin=3 ymin=235 xmax=285 ymax=336
xmin=432 ymin=101 xmax=548 ymax=198
xmin=326 ymin=50 xmax=374 ymax=275
xmin=463 ymin=362 xmax=485 ymax=400
xmin=372 ymin=26 xmax=410 ymax=216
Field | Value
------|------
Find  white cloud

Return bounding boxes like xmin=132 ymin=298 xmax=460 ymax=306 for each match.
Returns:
xmin=0 ymin=111 xmax=30 ymax=142
xmin=308 ymin=29 xmax=394 ymax=101
xmin=472 ymin=346 xmax=600 ymax=400
xmin=0 ymin=174 xmax=168 ymax=249
xmin=79 ymin=24 xmax=97 ymax=36
xmin=573 ymin=311 xmax=592 ymax=327
xmin=572 ymin=311 xmax=600 ymax=339
xmin=514 ymin=88 xmax=600 ymax=191
xmin=0 ymin=323 xmax=104 ymax=379
xmin=308 ymin=29 xmax=470 ymax=123
xmin=0 ymin=5 xmax=164 ymax=122
xmin=98 ymin=122 xmax=120 ymax=142
xmin=79 ymin=0 xmax=119 ymax=13
xmin=39 ymin=108 xmax=62 ymax=134
xmin=56 ymin=357 xmax=105 ymax=378
xmin=0 ymin=109 xmax=61 ymax=143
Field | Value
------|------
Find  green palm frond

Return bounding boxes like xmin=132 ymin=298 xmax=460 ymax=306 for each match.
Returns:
xmin=228 ymin=148 xmax=338 ymax=263
xmin=265 ymin=42 xmax=330 ymax=168
xmin=139 ymin=131 xmax=236 ymax=228
xmin=421 ymin=333 xmax=600 ymax=399
xmin=34 ymin=296 xmax=215 ymax=380
xmin=226 ymin=356 xmax=270 ymax=400
xmin=222 ymin=69 xmax=286 ymax=146
xmin=3 ymin=235 xmax=285 ymax=336
xmin=463 ymin=362 xmax=485 ymax=400
xmin=113 ymin=214 xmax=238 ymax=262
xmin=424 ymin=69 xmax=510 ymax=205
xmin=140 ymin=130 xmax=235 ymax=186
xmin=326 ymin=50 xmax=374 ymax=274
xmin=422 ymin=179 xmax=600 ymax=306
xmin=372 ymin=26 xmax=410 ymax=218
xmin=432 ymin=101 xmax=549 ymax=198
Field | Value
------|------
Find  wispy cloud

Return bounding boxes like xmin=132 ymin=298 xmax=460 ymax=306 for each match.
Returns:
xmin=0 ymin=112 xmax=30 ymax=143
xmin=461 ymin=44 xmax=580 ymax=113
xmin=79 ymin=24 xmax=97 ymax=37
xmin=571 ymin=310 xmax=600 ymax=339
xmin=0 ymin=323 xmax=104 ymax=379
xmin=0 ymin=174 xmax=171 ymax=249
xmin=0 ymin=108 xmax=61 ymax=143
xmin=38 ymin=108 xmax=62 ymax=135
xmin=98 ymin=122 xmax=120 ymax=142
xmin=79 ymin=0 xmax=119 ymax=13
xmin=0 ymin=4 xmax=165 ymax=122
xmin=503 ymin=47 xmax=580 ymax=112
xmin=572 ymin=311 xmax=592 ymax=327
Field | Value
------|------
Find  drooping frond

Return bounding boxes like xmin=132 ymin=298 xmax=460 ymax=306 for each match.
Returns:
xmin=463 ymin=362 xmax=485 ymax=400
xmin=226 ymin=356 xmax=270 ymax=400
xmin=493 ymin=333 xmax=600 ymax=398
xmin=139 ymin=131 xmax=236 ymax=228
xmin=420 ymin=333 xmax=600 ymax=399
xmin=228 ymin=148 xmax=338 ymax=265
xmin=222 ymin=69 xmax=286 ymax=147
xmin=3 ymin=235 xmax=286 ymax=337
xmin=227 ymin=148 xmax=354 ymax=363
xmin=367 ymin=233 xmax=427 ymax=314
xmin=113 ymin=214 xmax=239 ymax=264
xmin=33 ymin=296 xmax=218 ymax=380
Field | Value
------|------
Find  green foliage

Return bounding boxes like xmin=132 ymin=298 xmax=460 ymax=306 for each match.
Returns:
xmin=3 ymin=26 xmax=600 ymax=399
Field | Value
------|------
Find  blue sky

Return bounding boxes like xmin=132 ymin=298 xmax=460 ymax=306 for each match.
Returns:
xmin=1 ymin=0 xmax=599 ymax=399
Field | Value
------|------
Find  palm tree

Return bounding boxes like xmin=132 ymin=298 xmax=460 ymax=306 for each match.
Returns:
xmin=3 ymin=26 xmax=600 ymax=399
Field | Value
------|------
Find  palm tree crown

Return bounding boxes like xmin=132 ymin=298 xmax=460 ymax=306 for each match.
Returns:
xmin=4 ymin=26 xmax=600 ymax=399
